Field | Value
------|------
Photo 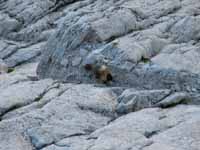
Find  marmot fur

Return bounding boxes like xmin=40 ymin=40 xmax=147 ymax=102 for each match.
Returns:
xmin=84 ymin=64 xmax=113 ymax=84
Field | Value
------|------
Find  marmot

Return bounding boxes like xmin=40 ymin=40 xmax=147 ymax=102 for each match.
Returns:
xmin=84 ymin=64 xmax=113 ymax=84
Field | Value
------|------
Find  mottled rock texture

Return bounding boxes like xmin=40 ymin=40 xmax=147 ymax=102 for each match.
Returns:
xmin=1 ymin=0 xmax=200 ymax=150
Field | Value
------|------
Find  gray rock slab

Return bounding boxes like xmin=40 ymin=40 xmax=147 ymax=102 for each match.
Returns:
xmin=0 ymin=79 xmax=53 ymax=116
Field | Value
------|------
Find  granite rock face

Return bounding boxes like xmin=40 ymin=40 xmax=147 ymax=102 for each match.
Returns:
xmin=1 ymin=0 xmax=200 ymax=150
xmin=36 ymin=0 xmax=200 ymax=83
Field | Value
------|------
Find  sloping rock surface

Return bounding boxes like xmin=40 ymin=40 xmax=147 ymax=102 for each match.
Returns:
xmin=1 ymin=0 xmax=200 ymax=150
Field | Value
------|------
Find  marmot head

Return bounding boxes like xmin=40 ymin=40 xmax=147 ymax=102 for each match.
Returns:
xmin=94 ymin=65 xmax=113 ymax=84
xmin=84 ymin=64 xmax=113 ymax=84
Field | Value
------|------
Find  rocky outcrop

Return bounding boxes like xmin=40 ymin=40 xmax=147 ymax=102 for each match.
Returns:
xmin=115 ymin=89 xmax=191 ymax=114
xmin=1 ymin=0 xmax=200 ymax=150
xmin=36 ymin=0 xmax=200 ymax=83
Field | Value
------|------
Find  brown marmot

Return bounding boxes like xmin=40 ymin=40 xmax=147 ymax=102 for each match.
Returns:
xmin=84 ymin=64 xmax=113 ymax=84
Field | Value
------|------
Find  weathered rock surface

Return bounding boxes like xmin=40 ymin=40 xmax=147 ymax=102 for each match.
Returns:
xmin=0 ymin=81 xmax=116 ymax=149
xmin=116 ymin=89 xmax=171 ymax=114
xmin=1 ymin=0 xmax=200 ymax=150
xmin=36 ymin=0 xmax=200 ymax=84
xmin=0 ymin=59 xmax=8 ymax=74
